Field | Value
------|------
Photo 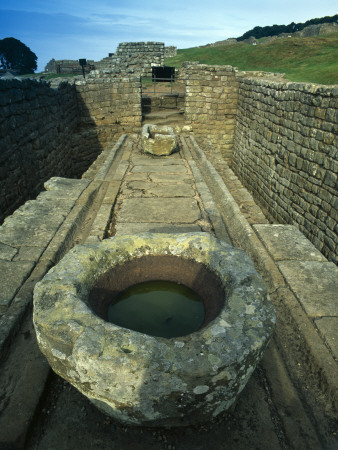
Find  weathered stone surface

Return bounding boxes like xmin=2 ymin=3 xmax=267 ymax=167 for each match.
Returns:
xmin=125 ymin=181 xmax=195 ymax=198
xmin=277 ymin=260 xmax=338 ymax=317
xmin=141 ymin=124 xmax=178 ymax=156
xmin=44 ymin=177 xmax=90 ymax=198
xmin=314 ymin=317 xmax=338 ymax=360
xmin=33 ymin=233 xmax=275 ymax=427
xmin=0 ymin=243 xmax=17 ymax=261
xmin=0 ymin=261 xmax=35 ymax=312
xmin=115 ymin=223 xmax=201 ymax=234
xmin=0 ymin=195 xmax=74 ymax=248
xmin=253 ymin=224 xmax=327 ymax=261
xmin=149 ymin=173 xmax=191 ymax=183
xmin=117 ymin=198 xmax=201 ymax=223
xmin=132 ymin=157 xmax=184 ymax=165
xmin=131 ymin=165 xmax=187 ymax=174
xmin=231 ymin=76 xmax=338 ymax=264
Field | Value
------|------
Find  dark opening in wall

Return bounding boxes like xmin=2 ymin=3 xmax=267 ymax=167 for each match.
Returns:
xmin=152 ymin=66 xmax=175 ymax=81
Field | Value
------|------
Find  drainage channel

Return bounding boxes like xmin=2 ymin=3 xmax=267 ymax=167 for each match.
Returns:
xmin=106 ymin=134 xmax=222 ymax=238
xmin=10 ymin=133 xmax=334 ymax=449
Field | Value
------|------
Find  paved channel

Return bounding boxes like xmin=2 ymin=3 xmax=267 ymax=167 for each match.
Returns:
xmin=0 ymin=134 xmax=336 ymax=449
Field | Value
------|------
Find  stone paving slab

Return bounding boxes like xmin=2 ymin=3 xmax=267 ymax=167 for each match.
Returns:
xmin=0 ymin=179 xmax=90 ymax=249
xmin=44 ymin=177 xmax=90 ymax=198
xmin=149 ymin=173 xmax=191 ymax=183
xmin=0 ymin=242 xmax=18 ymax=260
xmin=0 ymin=199 xmax=73 ymax=247
xmin=117 ymin=197 xmax=201 ymax=223
xmin=131 ymin=156 xmax=184 ymax=165
xmin=277 ymin=260 xmax=338 ymax=317
xmin=115 ymin=222 xmax=202 ymax=235
xmin=0 ymin=260 xmax=35 ymax=313
xmin=131 ymin=164 xmax=188 ymax=174
xmin=125 ymin=181 xmax=195 ymax=197
xmin=13 ymin=245 xmax=46 ymax=263
xmin=0 ymin=178 xmax=93 ymax=318
xmin=314 ymin=317 xmax=338 ymax=360
xmin=253 ymin=224 xmax=327 ymax=261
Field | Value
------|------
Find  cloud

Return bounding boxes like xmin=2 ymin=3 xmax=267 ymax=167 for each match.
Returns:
xmin=1 ymin=1 xmax=337 ymax=72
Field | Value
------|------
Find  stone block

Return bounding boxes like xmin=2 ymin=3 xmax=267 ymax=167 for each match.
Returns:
xmin=141 ymin=124 xmax=178 ymax=156
xmin=277 ymin=260 xmax=338 ymax=317
xmin=117 ymin=197 xmax=201 ymax=224
xmin=253 ymin=224 xmax=327 ymax=261
xmin=0 ymin=260 xmax=35 ymax=312
xmin=314 ymin=317 xmax=338 ymax=360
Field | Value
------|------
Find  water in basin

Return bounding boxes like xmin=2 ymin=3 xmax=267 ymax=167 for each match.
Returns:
xmin=108 ymin=280 xmax=205 ymax=338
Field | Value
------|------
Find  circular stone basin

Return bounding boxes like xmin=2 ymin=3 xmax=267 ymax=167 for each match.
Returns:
xmin=33 ymin=233 xmax=275 ymax=427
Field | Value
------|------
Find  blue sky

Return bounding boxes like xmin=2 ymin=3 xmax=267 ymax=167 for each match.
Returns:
xmin=0 ymin=0 xmax=337 ymax=72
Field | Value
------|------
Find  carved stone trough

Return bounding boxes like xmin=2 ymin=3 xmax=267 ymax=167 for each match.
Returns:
xmin=141 ymin=124 xmax=178 ymax=156
xmin=33 ymin=233 xmax=275 ymax=427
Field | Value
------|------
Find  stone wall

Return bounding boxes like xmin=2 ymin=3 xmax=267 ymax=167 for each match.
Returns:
xmin=142 ymin=93 xmax=185 ymax=113
xmin=0 ymin=78 xmax=80 ymax=223
xmin=164 ymin=46 xmax=177 ymax=58
xmin=232 ymin=78 xmax=338 ymax=263
xmin=96 ymin=42 xmax=164 ymax=76
xmin=75 ymin=72 xmax=142 ymax=139
xmin=0 ymin=74 xmax=142 ymax=224
xmin=184 ymin=65 xmax=239 ymax=161
xmin=45 ymin=59 xmax=95 ymax=74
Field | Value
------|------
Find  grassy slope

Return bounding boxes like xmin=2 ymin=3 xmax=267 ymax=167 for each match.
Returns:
xmin=165 ymin=34 xmax=338 ymax=85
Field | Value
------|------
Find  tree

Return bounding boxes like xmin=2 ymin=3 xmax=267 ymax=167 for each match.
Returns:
xmin=237 ymin=14 xmax=338 ymax=41
xmin=0 ymin=37 xmax=37 ymax=74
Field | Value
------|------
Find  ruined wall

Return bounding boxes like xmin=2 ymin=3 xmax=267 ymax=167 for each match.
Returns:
xmin=184 ymin=65 xmax=239 ymax=161
xmin=164 ymin=46 xmax=177 ymax=58
xmin=75 ymin=73 xmax=142 ymax=142
xmin=0 ymin=78 xmax=80 ymax=222
xmin=232 ymin=78 xmax=338 ymax=263
xmin=0 ymin=75 xmax=142 ymax=223
xmin=142 ymin=93 xmax=185 ymax=113
xmin=96 ymin=42 xmax=164 ymax=76
xmin=45 ymin=59 xmax=95 ymax=74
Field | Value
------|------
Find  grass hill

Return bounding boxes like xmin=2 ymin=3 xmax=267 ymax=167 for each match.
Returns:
xmin=165 ymin=33 xmax=338 ymax=85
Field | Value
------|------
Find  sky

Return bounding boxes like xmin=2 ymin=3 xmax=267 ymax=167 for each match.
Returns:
xmin=0 ymin=1 xmax=337 ymax=73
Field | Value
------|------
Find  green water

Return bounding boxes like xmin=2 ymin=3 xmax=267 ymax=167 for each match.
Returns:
xmin=108 ymin=280 xmax=205 ymax=338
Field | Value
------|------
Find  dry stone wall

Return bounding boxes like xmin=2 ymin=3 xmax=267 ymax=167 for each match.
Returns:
xmin=232 ymin=78 xmax=338 ymax=263
xmin=184 ymin=65 xmax=239 ymax=161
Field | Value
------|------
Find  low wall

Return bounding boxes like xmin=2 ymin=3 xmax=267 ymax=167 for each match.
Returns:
xmin=184 ymin=65 xmax=239 ymax=161
xmin=232 ymin=78 xmax=338 ymax=263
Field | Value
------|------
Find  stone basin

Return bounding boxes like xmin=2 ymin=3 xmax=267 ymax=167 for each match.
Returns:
xmin=141 ymin=124 xmax=178 ymax=156
xmin=33 ymin=233 xmax=275 ymax=427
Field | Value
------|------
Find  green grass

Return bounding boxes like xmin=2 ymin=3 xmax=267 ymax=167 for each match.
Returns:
xmin=165 ymin=34 xmax=338 ymax=85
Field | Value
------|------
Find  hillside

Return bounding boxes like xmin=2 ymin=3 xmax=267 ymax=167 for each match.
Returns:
xmin=165 ymin=33 xmax=338 ymax=85
xmin=237 ymin=14 xmax=338 ymax=40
